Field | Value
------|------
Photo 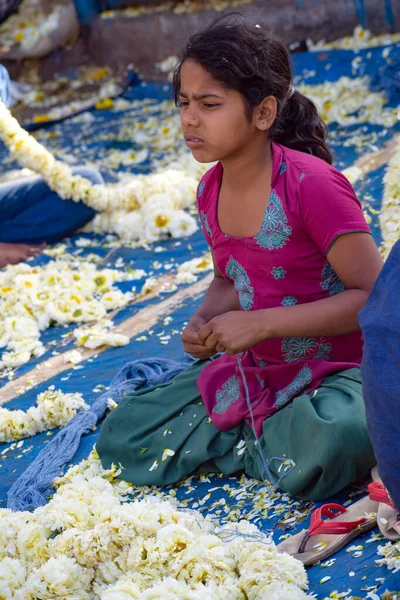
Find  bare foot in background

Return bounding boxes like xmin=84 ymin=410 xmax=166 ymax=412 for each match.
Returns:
xmin=0 ymin=243 xmax=45 ymax=267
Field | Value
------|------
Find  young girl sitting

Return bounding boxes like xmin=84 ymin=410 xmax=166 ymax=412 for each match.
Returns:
xmin=97 ymin=18 xmax=383 ymax=502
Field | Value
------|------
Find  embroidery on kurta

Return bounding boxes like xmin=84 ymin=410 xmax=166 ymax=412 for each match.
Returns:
xmin=282 ymin=336 xmax=332 ymax=363
xmin=282 ymin=296 xmax=297 ymax=306
xmin=271 ymin=266 xmax=287 ymax=280
xmin=254 ymin=190 xmax=292 ymax=250
xmin=275 ymin=364 xmax=313 ymax=407
xmin=256 ymin=374 xmax=265 ymax=388
xmin=200 ymin=211 xmax=212 ymax=238
xmin=320 ymin=261 xmax=345 ymax=296
xmin=214 ymin=376 xmax=241 ymax=414
xmin=225 ymin=256 xmax=254 ymax=310
xmin=198 ymin=181 xmax=205 ymax=197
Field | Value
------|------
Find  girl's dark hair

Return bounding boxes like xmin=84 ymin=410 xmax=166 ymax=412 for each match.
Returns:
xmin=173 ymin=15 xmax=332 ymax=164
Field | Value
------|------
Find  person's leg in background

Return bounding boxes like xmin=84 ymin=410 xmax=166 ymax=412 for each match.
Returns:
xmin=0 ymin=166 xmax=102 ymax=247
xmin=359 ymin=240 xmax=400 ymax=511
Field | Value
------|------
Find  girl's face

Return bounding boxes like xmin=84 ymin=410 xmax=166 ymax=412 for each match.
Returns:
xmin=179 ymin=59 xmax=262 ymax=164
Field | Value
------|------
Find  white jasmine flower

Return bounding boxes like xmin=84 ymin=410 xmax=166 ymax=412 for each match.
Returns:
xmin=175 ymin=254 xmax=213 ymax=284
xmin=141 ymin=277 xmax=158 ymax=295
xmin=73 ymin=321 xmax=129 ymax=349
xmin=155 ymin=55 xmax=179 ymax=73
xmin=168 ymin=211 xmax=198 ymax=238
xmin=64 ymin=350 xmax=84 ymax=365
xmin=22 ymin=555 xmax=94 ymax=598
xmin=342 ymin=165 xmax=363 ymax=185
xmin=0 ymin=558 xmax=26 ymax=597
xmin=376 ymin=540 xmax=400 ymax=572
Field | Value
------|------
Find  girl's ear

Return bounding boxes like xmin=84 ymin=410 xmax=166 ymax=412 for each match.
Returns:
xmin=254 ymin=96 xmax=277 ymax=131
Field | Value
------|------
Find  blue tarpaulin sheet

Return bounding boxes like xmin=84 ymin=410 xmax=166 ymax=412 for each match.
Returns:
xmin=1 ymin=43 xmax=400 ymax=597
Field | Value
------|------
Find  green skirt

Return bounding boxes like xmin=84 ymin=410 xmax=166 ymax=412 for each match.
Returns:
xmin=97 ymin=361 xmax=375 ymax=500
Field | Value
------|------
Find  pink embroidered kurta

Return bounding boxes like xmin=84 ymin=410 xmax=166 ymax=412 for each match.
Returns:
xmin=196 ymin=142 xmax=370 ymax=436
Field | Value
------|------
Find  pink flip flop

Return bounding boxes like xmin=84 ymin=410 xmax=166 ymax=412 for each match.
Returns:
xmin=277 ymin=497 xmax=378 ymax=566
xmin=368 ymin=466 xmax=400 ymax=541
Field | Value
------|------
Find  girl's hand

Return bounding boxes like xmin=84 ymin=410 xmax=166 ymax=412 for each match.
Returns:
xmin=198 ymin=311 xmax=265 ymax=355
xmin=181 ymin=315 xmax=218 ymax=359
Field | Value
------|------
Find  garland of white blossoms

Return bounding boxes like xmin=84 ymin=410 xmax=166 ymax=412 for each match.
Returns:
xmin=0 ymin=386 xmax=88 ymax=443
xmin=0 ymin=99 xmax=208 ymax=243
xmin=379 ymin=136 xmax=400 ymax=258
xmin=0 ymin=447 xmax=312 ymax=599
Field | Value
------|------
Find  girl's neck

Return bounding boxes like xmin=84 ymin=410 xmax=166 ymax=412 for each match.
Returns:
xmin=220 ymin=138 xmax=273 ymax=191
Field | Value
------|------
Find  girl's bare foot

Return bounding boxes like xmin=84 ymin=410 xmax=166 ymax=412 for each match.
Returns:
xmin=0 ymin=243 xmax=45 ymax=268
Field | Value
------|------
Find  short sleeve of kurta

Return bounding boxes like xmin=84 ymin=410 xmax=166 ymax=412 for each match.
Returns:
xmin=297 ymin=169 xmax=370 ymax=255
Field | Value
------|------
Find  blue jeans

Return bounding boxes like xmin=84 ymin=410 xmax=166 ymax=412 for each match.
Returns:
xmin=0 ymin=166 xmax=102 ymax=244
xmin=359 ymin=240 xmax=400 ymax=511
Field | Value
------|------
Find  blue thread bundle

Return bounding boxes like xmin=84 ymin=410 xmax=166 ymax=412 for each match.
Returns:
xmin=7 ymin=354 xmax=295 ymax=512
xmin=7 ymin=358 xmax=188 ymax=512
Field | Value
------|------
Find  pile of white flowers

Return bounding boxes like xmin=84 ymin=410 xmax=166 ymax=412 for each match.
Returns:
xmin=377 ymin=540 xmax=400 ymax=573
xmin=0 ymin=386 xmax=88 ymax=443
xmin=380 ymin=137 xmax=400 ymax=258
xmin=0 ymin=448 xmax=312 ymax=599
xmin=0 ymin=0 xmax=63 ymax=51
xmin=0 ymin=260 xmax=139 ymax=370
xmin=175 ymin=254 xmax=213 ymax=284
xmin=307 ymin=25 xmax=400 ymax=51
xmin=73 ymin=320 xmax=129 ymax=350
xmin=298 ymin=76 xmax=398 ymax=127
xmin=0 ymin=99 xmax=207 ymax=243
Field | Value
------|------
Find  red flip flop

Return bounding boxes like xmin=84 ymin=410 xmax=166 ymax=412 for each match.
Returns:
xmin=369 ymin=467 xmax=400 ymax=541
xmin=277 ymin=497 xmax=378 ymax=566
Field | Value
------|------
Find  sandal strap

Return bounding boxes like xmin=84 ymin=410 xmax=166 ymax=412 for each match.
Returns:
xmin=297 ymin=502 xmax=367 ymax=554
xmin=368 ymin=481 xmax=396 ymax=509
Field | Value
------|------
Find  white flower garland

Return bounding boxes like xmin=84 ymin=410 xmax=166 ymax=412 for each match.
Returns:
xmin=0 ymin=99 xmax=206 ymax=243
xmin=0 ymin=386 xmax=88 ymax=443
xmin=379 ymin=136 xmax=400 ymax=258
xmin=0 ymin=260 xmax=140 ymax=371
xmin=0 ymin=447 xmax=312 ymax=599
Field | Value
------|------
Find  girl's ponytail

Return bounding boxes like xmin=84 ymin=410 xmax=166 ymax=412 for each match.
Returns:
xmin=270 ymin=90 xmax=333 ymax=164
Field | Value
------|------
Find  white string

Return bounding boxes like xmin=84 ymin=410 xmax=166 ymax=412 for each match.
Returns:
xmin=236 ymin=352 xmax=296 ymax=491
